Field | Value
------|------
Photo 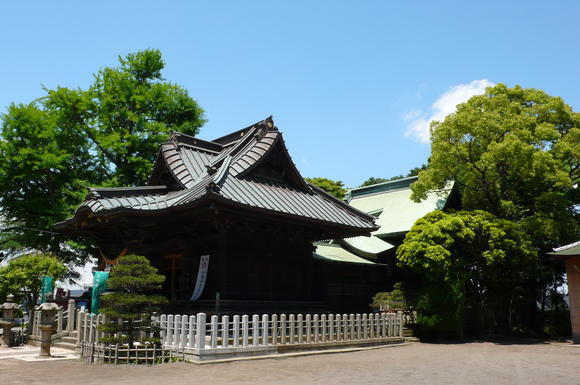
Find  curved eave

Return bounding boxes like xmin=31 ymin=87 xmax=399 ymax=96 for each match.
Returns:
xmin=308 ymin=183 xmax=378 ymax=226
xmin=56 ymin=192 xmax=375 ymax=237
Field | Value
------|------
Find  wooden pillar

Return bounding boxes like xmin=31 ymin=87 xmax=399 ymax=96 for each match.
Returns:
xmin=162 ymin=254 xmax=182 ymax=302
xmin=217 ymin=227 xmax=228 ymax=298
xmin=565 ymin=256 xmax=580 ymax=344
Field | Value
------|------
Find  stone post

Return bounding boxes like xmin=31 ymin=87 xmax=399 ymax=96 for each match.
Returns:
xmin=0 ymin=294 xmax=20 ymax=348
xmin=66 ymin=299 xmax=75 ymax=332
xmin=36 ymin=293 xmax=61 ymax=357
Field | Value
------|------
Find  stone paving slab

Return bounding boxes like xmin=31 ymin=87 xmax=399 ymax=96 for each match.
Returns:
xmin=0 ymin=345 xmax=77 ymax=362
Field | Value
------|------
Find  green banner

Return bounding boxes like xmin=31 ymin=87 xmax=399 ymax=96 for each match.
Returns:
xmin=91 ymin=271 xmax=109 ymax=314
xmin=40 ymin=276 xmax=54 ymax=303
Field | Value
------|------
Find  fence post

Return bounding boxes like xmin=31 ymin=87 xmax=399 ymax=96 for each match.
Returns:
xmin=252 ymin=315 xmax=259 ymax=347
xmin=160 ymin=314 xmax=167 ymax=346
xmin=233 ymin=315 xmax=240 ymax=348
xmin=305 ymin=314 xmax=311 ymax=343
xmin=88 ymin=315 xmax=95 ymax=343
xmin=280 ymin=314 xmax=287 ymax=344
xmin=188 ymin=315 xmax=196 ymax=348
xmin=166 ymin=315 xmax=174 ymax=347
xmin=180 ymin=315 xmax=188 ymax=348
xmin=195 ymin=313 xmax=206 ymax=349
xmin=94 ymin=314 xmax=102 ymax=343
xmin=343 ymin=314 xmax=348 ymax=341
xmin=66 ymin=300 xmax=75 ymax=332
xmin=76 ymin=310 xmax=84 ymax=345
xmin=174 ymin=315 xmax=182 ymax=347
xmin=321 ymin=314 xmax=327 ymax=342
xmin=398 ymin=311 xmax=404 ymax=337
xmin=313 ymin=314 xmax=319 ymax=342
xmin=210 ymin=315 xmax=218 ymax=348
xmin=242 ymin=315 xmax=249 ymax=347
xmin=335 ymin=314 xmax=341 ymax=341
xmin=362 ymin=314 xmax=368 ymax=339
xmin=379 ymin=313 xmax=385 ymax=338
xmin=56 ymin=308 xmax=63 ymax=333
xmin=271 ymin=314 xmax=278 ymax=345
xmin=349 ymin=314 xmax=355 ymax=340
xmin=222 ymin=315 xmax=229 ymax=348
xmin=261 ymin=314 xmax=269 ymax=346
xmin=328 ymin=314 xmax=334 ymax=341
xmin=83 ymin=313 xmax=90 ymax=343
xmin=289 ymin=314 xmax=295 ymax=344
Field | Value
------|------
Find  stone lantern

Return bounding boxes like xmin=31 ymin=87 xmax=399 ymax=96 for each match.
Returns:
xmin=35 ymin=293 xmax=61 ymax=357
xmin=0 ymin=294 xmax=20 ymax=348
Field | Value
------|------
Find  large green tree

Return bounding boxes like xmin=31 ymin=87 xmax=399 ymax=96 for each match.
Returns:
xmin=411 ymin=84 xmax=579 ymax=245
xmin=409 ymin=84 xmax=579 ymax=334
xmin=306 ymin=177 xmax=347 ymax=200
xmin=0 ymin=49 xmax=205 ymax=260
xmin=45 ymin=49 xmax=206 ymax=186
xmin=396 ymin=210 xmax=536 ymax=338
xmin=360 ymin=164 xmax=427 ymax=187
xmin=0 ymin=253 xmax=67 ymax=309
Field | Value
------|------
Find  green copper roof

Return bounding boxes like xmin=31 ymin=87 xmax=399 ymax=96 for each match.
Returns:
xmin=347 ymin=177 xmax=453 ymax=239
xmin=548 ymin=241 xmax=580 ymax=257
xmin=313 ymin=244 xmax=379 ymax=265
xmin=340 ymin=235 xmax=394 ymax=259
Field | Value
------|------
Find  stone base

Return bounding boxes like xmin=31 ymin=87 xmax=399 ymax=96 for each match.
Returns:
xmin=183 ymin=337 xmax=405 ymax=362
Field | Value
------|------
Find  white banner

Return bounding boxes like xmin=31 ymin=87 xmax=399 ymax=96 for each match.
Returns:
xmin=190 ymin=255 xmax=210 ymax=301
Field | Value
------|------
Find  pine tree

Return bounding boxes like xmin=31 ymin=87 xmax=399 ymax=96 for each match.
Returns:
xmin=98 ymin=255 xmax=167 ymax=347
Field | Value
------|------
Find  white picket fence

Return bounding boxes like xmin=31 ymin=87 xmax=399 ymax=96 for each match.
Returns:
xmin=74 ymin=311 xmax=404 ymax=359
xmin=158 ymin=312 xmax=403 ymax=350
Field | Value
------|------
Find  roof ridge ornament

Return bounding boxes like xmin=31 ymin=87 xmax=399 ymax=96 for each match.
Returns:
xmin=254 ymin=116 xmax=277 ymax=140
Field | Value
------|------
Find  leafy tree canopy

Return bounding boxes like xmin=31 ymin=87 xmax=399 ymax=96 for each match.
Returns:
xmin=396 ymin=210 xmax=537 ymax=337
xmin=98 ymin=255 xmax=167 ymax=347
xmin=360 ymin=164 xmax=427 ymax=187
xmin=0 ymin=49 xmax=205 ymax=260
xmin=411 ymin=84 xmax=579 ymax=247
xmin=0 ymin=253 xmax=66 ymax=309
xmin=306 ymin=177 xmax=346 ymax=200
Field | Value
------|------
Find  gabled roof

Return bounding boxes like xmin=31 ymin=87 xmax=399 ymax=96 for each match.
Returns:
xmin=323 ymin=176 xmax=455 ymax=261
xmin=58 ymin=117 xmax=377 ymax=234
xmin=347 ymin=176 xmax=454 ymax=239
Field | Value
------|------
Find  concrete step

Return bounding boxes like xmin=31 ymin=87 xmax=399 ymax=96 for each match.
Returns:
xmin=53 ymin=341 xmax=77 ymax=351
xmin=61 ymin=336 xmax=77 ymax=344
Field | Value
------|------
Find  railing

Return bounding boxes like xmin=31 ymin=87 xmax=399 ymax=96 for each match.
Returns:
xmin=75 ymin=311 xmax=404 ymax=359
xmin=29 ymin=299 xmax=77 ymax=339
xmin=79 ymin=341 xmax=184 ymax=365
xmin=158 ymin=312 xmax=403 ymax=351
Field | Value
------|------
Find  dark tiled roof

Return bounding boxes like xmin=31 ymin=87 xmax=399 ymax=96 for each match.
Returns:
xmin=60 ymin=117 xmax=376 ymax=232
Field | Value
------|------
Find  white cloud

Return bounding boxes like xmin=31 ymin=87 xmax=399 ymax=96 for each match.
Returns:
xmin=404 ymin=79 xmax=495 ymax=143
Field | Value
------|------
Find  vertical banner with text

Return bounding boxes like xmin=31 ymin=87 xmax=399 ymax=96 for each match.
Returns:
xmin=190 ymin=255 xmax=210 ymax=301
xmin=40 ymin=276 xmax=54 ymax=303
xmin=91 ymin=271 xmax=109 ymax=314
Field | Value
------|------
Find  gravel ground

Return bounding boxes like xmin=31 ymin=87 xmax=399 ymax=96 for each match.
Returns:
xmin=0 ymin=341 xmax=578 ymax=385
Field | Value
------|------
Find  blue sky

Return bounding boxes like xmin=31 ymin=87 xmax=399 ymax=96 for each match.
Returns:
xmin=1 ymin=1 xmax=578 ymax=188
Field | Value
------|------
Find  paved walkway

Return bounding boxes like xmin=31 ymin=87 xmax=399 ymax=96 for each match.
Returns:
xmin=0 ymin=341 xmax=578 ymax=385
xmin=0 ymin=345 xmax=76 ymax=362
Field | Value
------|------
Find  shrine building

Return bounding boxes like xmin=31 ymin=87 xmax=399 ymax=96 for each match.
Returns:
xmin=57 ymin=117 xmax=384 ymax=314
